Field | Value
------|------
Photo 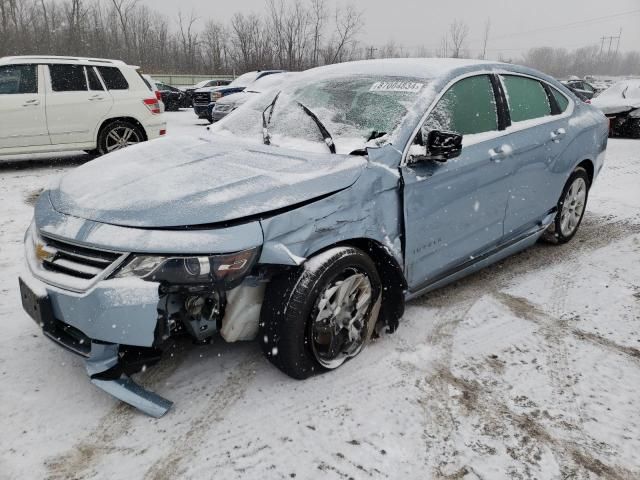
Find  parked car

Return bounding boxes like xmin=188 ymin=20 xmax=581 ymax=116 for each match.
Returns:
xmin=591 ymin=80 xmax=640 ymax=138
xmin=209 ymin=72 xmax=294 ymax=122
xmin=155 ymin=82 xmax=186 ymax=111
xmin=181 ymin=78 xmax=232 ymax=107
xmin=20 ymin=58 xmax=608 ymax=417
xmin=562 ymin=79 xmax=597 ymax=99
xmin=0 ymin=56 xmax=166 ymax=156
xmin=193 ymin=70 xmax=285 ymax=122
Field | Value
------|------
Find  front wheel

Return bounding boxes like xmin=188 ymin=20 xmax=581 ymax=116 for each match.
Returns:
xmin=543 ymin=167 xmax=590 ymax=244
xmin=260 ymin=247 xmax=382 ymax=379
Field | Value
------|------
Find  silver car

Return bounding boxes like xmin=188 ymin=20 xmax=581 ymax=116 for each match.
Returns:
xmin=20 ymin=59 xmax=608 ymax=416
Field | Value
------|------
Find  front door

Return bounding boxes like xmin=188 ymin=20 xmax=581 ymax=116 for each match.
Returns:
xmin=0 ymin=64 xmax=49 ymax=149
xmin=401 ymin=74 xmax=513 ymax=290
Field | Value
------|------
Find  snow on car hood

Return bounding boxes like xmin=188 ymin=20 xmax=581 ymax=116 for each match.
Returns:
xmin=49 ymin=135 xmax=366 ymax=228
xmin=591 ymin=80 xmax=640 ymax=114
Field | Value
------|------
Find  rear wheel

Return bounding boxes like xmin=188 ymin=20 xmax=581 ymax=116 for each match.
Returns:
xmin=543 ymin=167 xmax=590 ymax=244
xmin=260 ymin=247 xmax=382 ymax=379
xmin=97 ymin=120 xmax=144 ymax=155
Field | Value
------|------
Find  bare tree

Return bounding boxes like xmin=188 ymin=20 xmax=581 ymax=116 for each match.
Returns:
xmin=330 ymin=4 xmax=363 ymax=64
xmin=481 ymin=18 xmax=490 ymax=60
xmin=309 ymin=0 xmax=326 ymax=66
xmin=2 ymin=0 xmax=639 ymax=78
xmin=437 ymin=35 xmax=449 ymax=58
xmin=177 ymin=11 xmax=199 ymax=72
xmin=110 ymin=0 xmax=139 ymax=54
xmin=448 ymin=19 xmax=468 ymax=58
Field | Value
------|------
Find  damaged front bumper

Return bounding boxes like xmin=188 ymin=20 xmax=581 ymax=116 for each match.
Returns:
xmin=19 ymin=270 xmax=174 ymax=417
xmin=20 ymin=202 xmax=267 ymax=416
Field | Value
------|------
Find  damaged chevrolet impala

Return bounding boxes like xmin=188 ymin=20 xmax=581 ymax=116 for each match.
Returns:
xmin=19 ymin=59 xmax=608 ymax=417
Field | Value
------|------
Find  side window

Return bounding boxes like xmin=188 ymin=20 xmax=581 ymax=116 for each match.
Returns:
xmin=49 ymin=64 xmax=87 ymax=92
xmin=0 ymin=64 xmax=38 ymax=94
xmin=501 ymin=75 xmax=551 ymax=122
xmin=424 ymin=75 xmax=498 ymax=136
xmin=550 ymin=87 xmax=569 ymax=113
xmin=86 ymin=67 xmax=104 ymax=91
xmin=583 ymin=83 xmax=594 ymax=93
xmin=96 ymin=66 xmax=129 ymax=90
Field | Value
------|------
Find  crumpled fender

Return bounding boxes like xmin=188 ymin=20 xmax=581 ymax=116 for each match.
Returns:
xmin=259 ymin=144 xmax=405 ymax=269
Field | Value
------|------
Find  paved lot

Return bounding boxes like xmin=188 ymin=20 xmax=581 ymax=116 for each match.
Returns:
xmin=1 ymin=111 xmax=639 ymax=479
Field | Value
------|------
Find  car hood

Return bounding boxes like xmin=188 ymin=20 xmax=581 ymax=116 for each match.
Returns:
xmin=195 ymin=85 xmax=242 ymax=94
xmin=49 ymin=135 xmax=366 ymax=228
xmin=591 ymin=81 xmax=640 ymax=114
xmin=216 ymin=91 xmax=253 ymax=106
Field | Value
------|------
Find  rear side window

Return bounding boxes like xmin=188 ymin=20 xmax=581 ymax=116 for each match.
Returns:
xmin=49 ymin=64 xmax=87 ymax=92
xmin=0 ymin=64 xmax=38 ymax=94
xmin=502 ymin=75 xmax=551 ymax=122
xmin=550 ymin=87 xmax=569 ymax=113
xmin=425 ymin=75 xmax=498 ymax=135
xmin=86 ymin=67 xmax=104 ymax=91
xmin=96 ymin=66 xmax=129 ymax=90
xmin=138 ymin=73 xmax=152 ymax=91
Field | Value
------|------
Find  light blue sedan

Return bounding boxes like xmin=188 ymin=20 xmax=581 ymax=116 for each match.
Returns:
xmin=20 ymin=59 xmax=608 ymax=416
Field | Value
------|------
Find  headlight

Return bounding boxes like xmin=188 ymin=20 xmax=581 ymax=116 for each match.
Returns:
xmin=211 ymin=91 xmax=223 ymax=101
xmin=113 ymin=248 xmax=260 ymax=288
xmin=215 ymin=104 xmax=235 ymax=113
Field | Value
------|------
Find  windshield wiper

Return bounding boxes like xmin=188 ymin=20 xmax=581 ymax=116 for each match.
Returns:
xmin=297 ymin=101 xmax=336 ymax=154
xmin=367 ymin=130 xmax=387 ymax=142
xmin=262 ymin=91 xmax=281 ymax=145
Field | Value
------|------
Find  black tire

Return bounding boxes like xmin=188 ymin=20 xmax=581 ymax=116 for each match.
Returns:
xmin=543 ymin=166 xmax=590 ymax=244
xmin=260 ymin=247 xmax=382 ymax=380
xmin=97 ymin=120 xmax=144 ymax=155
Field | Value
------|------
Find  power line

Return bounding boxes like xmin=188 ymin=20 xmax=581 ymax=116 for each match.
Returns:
xmin=489 ymin=9 xmax=640 ymax=41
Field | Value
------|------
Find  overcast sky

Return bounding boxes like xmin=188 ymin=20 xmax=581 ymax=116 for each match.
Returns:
xmin=142 ymin=0 xmax=640 ymax=59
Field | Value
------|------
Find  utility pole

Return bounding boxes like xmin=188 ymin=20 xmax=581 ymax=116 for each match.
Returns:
xmin=614 ymin=28 xmax=622 ymax=56
xmin=600 ymin=29 xmax=622 ymax=59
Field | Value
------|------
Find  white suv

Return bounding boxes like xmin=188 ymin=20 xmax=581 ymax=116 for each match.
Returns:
xmin=0 ymin=56 xmax=166 ymax=156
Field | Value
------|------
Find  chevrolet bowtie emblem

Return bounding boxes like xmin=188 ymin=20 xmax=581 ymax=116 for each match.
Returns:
xmin=35 ymin=243 xmax=56 ymax=262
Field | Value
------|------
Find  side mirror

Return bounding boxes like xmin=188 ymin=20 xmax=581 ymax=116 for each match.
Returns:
xmin=424 ymin=129 xmax=463 ymax=162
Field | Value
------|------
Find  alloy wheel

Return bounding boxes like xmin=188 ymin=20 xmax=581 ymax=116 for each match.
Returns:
xmin=310 ymin=269 xmax=373 ymax=369
xmin=105 ymin=126 xmax=141 ymax=152
xmin=560 ymin=177 xmax=587 ymax=237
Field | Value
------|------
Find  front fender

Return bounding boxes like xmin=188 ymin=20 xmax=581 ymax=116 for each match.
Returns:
xmin=259 ymin=149 xmax=404 ymax=269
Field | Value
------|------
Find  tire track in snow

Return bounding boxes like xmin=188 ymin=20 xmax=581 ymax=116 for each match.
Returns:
xmin=44 ymin=343 xmax=191 ymax=480
xmin=143 ymin=356 xmax=258 ymax=480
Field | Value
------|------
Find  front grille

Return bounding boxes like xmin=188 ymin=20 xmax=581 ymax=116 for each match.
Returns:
xmin=193 ymin=92 xmax=210 ymax=105
xmin=40 ymin=236 xmax=122 ymax=280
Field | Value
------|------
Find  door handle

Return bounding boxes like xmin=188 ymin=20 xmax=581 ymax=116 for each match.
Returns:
xmin=550 ymin=128 xmax=566 ymax=142
xmin=88 ymin=95 xmax=104 ymax=101
xmin=489 ymin=144 xmax=511 ymax=162
xmin=22 ymin=99 xmax=40 ymax=107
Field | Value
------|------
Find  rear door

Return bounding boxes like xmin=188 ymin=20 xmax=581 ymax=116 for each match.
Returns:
xmin=401 ymin=74 xmax=514 ymax=290
xmin=0 ymin=64 xmax=49 ymax=149
xmin=500 ymin=74 xmax=572 ymax=236
xmin=45 ymin=64 xmax=113 ymax=145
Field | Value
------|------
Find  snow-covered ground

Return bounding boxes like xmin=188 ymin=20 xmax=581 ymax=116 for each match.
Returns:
xmin=0 ymin=111 xmax=639 ymax=480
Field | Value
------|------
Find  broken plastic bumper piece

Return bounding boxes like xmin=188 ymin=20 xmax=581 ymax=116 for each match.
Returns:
xmin=86 ymin=342 xmax=173 ymax=418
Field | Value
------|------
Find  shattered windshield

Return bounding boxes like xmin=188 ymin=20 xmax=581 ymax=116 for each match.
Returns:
xmin=212 ymin=74 xmax=428 ymax=153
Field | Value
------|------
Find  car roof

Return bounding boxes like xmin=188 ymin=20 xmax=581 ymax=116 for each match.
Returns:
xmin=0 ymin=55 xmax=137 ymax=68
xmin=302 ymin=58 xmax=505 ymax=80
